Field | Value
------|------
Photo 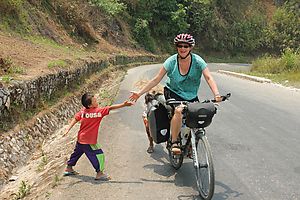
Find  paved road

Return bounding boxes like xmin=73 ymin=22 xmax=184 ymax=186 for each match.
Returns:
xmin=49 ymin=63 xmax=300 ymax=200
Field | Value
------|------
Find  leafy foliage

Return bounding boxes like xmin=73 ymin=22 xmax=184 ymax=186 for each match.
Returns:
xmin=0 ymin=0 xmax=24 ymax=15
xmin=133 ymin=18 xmax=156 ymax=52
xmin=89 ymin=0 xmax=126 ymax=16
xmin=263 ymin=2 xmax=300 ymax=53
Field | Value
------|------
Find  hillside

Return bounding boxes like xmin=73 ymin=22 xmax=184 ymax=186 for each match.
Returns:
xmin=0 ymin=0 xmax=149 ymax=81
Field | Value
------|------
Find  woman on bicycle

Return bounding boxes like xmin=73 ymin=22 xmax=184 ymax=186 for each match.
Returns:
xmin=129 ymin=33 xmax=222 ymax=154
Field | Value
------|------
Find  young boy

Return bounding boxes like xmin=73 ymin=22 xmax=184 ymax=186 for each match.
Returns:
xmin=63 ymin=92 xmax=133 ymax=180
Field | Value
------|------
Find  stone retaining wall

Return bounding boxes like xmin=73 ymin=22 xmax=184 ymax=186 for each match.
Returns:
xmin=0 ymin=54 xmax=163 ymax=187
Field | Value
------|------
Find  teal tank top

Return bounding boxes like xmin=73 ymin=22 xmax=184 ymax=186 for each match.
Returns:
xmin=163 ymin=53 xmax=207 ymax=100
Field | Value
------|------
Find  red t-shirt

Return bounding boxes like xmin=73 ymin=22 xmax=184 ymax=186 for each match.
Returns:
xmin=75 ymin=106 xmax=110 ymax=144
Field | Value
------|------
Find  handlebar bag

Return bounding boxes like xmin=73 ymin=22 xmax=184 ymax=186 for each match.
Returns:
xmin=186 ymin=102 xmax=216 ymax=128
xmin=147 ymin=95 xmax=170 ymax=144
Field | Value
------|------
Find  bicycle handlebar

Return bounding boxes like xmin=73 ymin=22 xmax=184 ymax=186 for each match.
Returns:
xmin=166 ymin=93 xmax=231 ymax=106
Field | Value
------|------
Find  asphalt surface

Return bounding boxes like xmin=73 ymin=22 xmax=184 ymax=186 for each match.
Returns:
xmin=48 ymin=63 xmax=300 ymax=200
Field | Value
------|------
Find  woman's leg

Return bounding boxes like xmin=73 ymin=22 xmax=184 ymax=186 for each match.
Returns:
xmin=171 ymin=105 xmax=184 ymax=143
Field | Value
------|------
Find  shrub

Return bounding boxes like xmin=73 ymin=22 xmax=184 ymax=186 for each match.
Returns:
xmin=263 ymin=6 xmax=300 ymax=53
xmin=133 ymin=18 xmax=156 ymax=52
xmin=0 ymin=0 xmax=24 ymax=15
xmin=89 ymin=0 xmax=126 ymax=16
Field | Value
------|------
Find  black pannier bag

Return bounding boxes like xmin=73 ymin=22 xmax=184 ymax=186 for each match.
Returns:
xmin=186 ymin=102 xmax=216 ymax=128
xmin=147 ymin=94 xmax=170 ymax=144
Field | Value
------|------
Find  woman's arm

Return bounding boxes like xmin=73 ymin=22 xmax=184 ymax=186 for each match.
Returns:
xmin=202 ymin=67 xmax=222 ymax=101
xmin=129 ymin=67 xmax=167 ymax=102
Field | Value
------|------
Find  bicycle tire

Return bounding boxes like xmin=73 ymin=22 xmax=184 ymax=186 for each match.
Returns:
xmin=193 ymin=135 xmax=215 ymax=200
xmin=167 ymin=140 xmax=184 ymax=170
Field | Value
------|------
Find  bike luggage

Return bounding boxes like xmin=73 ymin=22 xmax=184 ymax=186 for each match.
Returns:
xmin=186 ymin=102 xmax=216 ymax=128
xmin=147 ymin=95 xmax=170 ymax=144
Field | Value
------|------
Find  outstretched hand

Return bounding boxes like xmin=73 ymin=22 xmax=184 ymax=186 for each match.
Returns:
xmin=129 ymin=91 xmax=140 ymax=102
xmin=123 ymin=100 xmax=134 ymax=106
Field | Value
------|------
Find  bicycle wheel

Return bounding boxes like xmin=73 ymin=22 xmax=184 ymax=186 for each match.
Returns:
xmin=167 ymin=140 xmax=184 ymax=170
xmin=193 ymin=135 xmax=215 ymax=200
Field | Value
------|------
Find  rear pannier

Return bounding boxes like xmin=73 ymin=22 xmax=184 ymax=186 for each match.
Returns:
xmin=147 ymin=95 xmax=170 ymax=144
xmin=186 ymin=102 xmax=216 ymax=128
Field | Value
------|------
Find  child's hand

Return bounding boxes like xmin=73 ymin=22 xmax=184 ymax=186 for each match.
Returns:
xmin=124 ymin=100 xmax=134 ymax=107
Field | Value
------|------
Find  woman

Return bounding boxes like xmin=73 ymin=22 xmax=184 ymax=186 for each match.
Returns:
xmin=129 ymin=33 xmax=222 ymax=154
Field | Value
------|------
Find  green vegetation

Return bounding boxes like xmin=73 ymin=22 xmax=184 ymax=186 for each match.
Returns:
xmin=1 ymin=75 xmax=12 ymax=83
xmin=8 ymin=66 xmax=25 ymax=74
xmin=0 ymin=0 xmax=299 ymax=85
xmin=52 ymin=174 xmax=61 ymax=188
xmin=263 ymin=1 xmax=300 ymax=53
xmin=0 ymin=57 xmax=25 ymax=75
xmin=13 ymin=180 xmax=31 ymax=200
xmin=0 ymin=0 xmax=29 ymax=33
xmin=123 ymin=0 xmax=299 ymax=55
xmin=47 ymin=60 xmax=68 ymax=69
xmin=89 ymin=0 xmax=126 ymax=16
xmin=250 ymin=49 xmax=300 ymax=87
xmin=37 ymin=155 xmax=48 ymax=172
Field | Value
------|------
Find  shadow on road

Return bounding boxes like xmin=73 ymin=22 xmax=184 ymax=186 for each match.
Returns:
xmin=213 ymin=181 xmax=243 ymax=200
xmin=65 ymin=174 xmax=143 ymax=185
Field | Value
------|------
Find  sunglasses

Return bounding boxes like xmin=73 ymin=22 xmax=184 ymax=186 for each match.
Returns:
xmin=176 ymin=44 xmax=190 ymax=48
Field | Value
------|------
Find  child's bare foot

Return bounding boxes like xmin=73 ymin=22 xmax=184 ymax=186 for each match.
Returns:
xmin=147 ymin=146 xmax=154 ymax=153
xmin=95 ymin=172 xmax=111 ymax=181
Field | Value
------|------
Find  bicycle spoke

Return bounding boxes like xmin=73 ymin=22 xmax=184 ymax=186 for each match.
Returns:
xmin=194 ymin=136 xmax=215 ymax=200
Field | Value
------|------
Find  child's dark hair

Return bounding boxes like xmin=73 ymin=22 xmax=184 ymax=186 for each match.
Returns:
xmin=81 ymin=92 xmax=94 ymax=108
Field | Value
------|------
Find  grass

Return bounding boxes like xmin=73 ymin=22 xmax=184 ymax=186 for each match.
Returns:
xmin=247 ymin=71 xmax=300 ymax=88
xmin=24 ymin=35 xmax=94 ymax=59
xmin=250 ymin=49 xmax=300 ymax=88
xmin=52 ymin=174 xmax=61 ymax=188
xmin=8 ymin=65 xmax=26 ymax=74
xmin=37 ymin=154 xmax=48 ymax=172
xmin=13 ymin=180 xmax=31 ymax=200
xmin=1 ymin=75 xmax=12 ymax=83
xmin=47 ymin=60 xmax=68 ymax=69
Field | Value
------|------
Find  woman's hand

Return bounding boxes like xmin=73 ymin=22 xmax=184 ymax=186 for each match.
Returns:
xmin=214 ymin=94 xmax=222 ymax=102
xmin=129 ymin=91 xmax=140 ymax=102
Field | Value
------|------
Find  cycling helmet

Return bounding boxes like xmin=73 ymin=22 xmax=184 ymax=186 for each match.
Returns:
xmin=174 ymin=33 xmax=195 ymax=46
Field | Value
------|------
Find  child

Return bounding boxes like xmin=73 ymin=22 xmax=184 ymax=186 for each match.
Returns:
xmin=142 ymin=90 xmax=164 ymax=154
xmin=142 ymin=109 xmax=154 ymax=153
xmin=63 ymin=92 xmax=133 ymax=180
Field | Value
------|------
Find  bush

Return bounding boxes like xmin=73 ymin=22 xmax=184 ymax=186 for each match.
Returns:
xmin=263 ymin=6 xmax=300 ymax=53
xmin=0 ymin=0 xmax=24 ymax=15
xmin=133 ymin=18 xmax=156 ymax=52
xmin=89 ymin=0 xmax=126 ymax=16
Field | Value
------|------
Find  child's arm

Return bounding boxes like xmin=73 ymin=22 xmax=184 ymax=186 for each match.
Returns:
xmin=63 ymin=117 xmax=79 ymax=136
xmin=109 ymin=100 xmax=133 ymax=110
